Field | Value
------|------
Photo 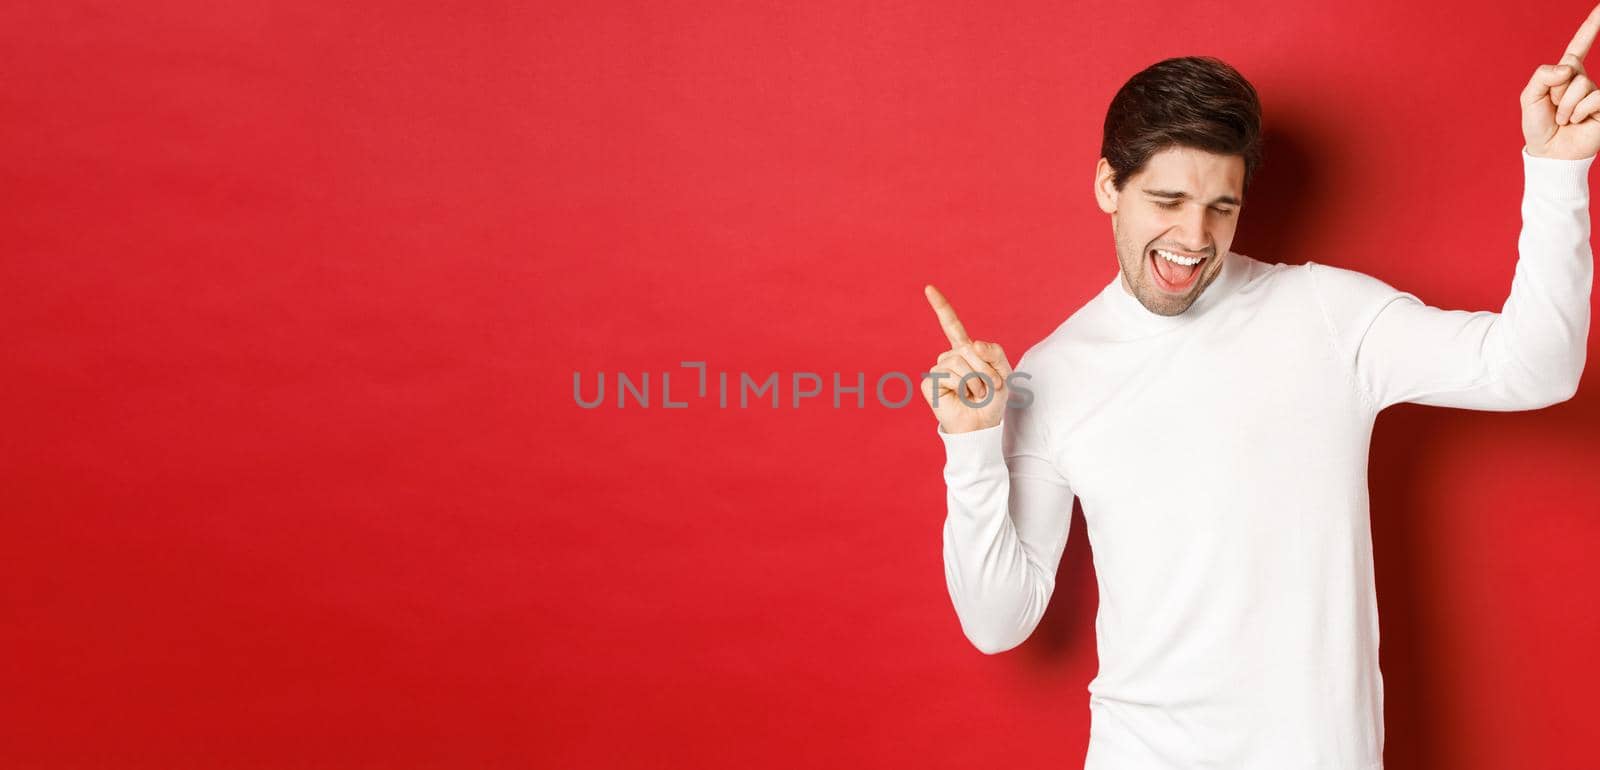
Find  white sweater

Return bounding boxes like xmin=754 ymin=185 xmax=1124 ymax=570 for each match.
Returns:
xmin=936 ymin=150 xmax=1592 ymax=769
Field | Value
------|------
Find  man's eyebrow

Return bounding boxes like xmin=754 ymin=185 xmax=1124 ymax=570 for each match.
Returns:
xmin=1141 ymin=189 xmax=1242 ymax=207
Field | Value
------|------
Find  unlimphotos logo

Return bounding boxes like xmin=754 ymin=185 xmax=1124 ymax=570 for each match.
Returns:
xmin=573 ymin=361 xmax=1032 ymax=409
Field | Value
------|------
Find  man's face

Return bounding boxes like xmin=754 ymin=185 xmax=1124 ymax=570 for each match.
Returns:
xmin=1094 ymin=146 xmax=1244 ymax=316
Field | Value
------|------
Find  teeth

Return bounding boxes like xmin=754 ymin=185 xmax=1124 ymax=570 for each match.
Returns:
xmin=1155 ymin=249 xmax=1203 ymax=266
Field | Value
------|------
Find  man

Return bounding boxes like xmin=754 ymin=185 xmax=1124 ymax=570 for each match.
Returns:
xmin=920 ymin=8 xmax=1600 ymax=768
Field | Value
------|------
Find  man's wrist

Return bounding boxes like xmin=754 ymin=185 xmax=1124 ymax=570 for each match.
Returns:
xmin=1523 ymin=146 xmax=1594 ymax=200
xmin=936 ymin=421 xmax=1007 ymax=479
xmin=1523 ymin=144 xmax=1600 ymax=161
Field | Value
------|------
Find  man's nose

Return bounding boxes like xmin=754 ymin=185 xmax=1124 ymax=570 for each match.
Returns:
xmin=1172 ymin=207 xmax=1210 ymax=252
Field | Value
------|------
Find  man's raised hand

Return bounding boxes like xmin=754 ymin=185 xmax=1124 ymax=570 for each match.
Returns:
xmin=1524 ymin=2 xmax=1600 ymax=159
xmin=921 ymin=285 xmax=1014 ymax=434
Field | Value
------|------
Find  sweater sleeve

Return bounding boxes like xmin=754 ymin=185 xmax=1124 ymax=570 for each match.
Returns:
xmin=937 ymin=351 xmax=1075 ymax=655
xmin=1307 ymin=149 xmax=1594 ymax=412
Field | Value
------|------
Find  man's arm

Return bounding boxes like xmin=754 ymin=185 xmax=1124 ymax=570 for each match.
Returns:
xmin=1308 ymin=149 xmax=1593 ymax=412
xmin=1307 ymin=9 xmax=1600 ymax=413
xmin=937 ymin=353 xmax=1075 ymax=655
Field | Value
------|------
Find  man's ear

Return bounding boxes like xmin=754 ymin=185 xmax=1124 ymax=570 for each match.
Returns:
xmin=1094 ymin=158 xmax=1119 ymax=214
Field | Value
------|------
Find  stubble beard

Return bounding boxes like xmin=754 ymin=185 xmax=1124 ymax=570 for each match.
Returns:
xmin=1116 ymin=230 xmax=1216 ymax=317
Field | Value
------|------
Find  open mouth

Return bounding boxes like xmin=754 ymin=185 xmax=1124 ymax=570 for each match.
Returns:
xmin=1148 ymin=247 xmax=1207 ymax=293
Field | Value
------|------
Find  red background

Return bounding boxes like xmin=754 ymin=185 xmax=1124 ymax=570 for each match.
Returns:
xmin=4 ymin=1 xmax=1599 ymax=767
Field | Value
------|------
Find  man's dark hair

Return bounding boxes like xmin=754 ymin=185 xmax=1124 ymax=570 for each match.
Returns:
xmin=1100 ymin=56 xmax=1263 ymax=191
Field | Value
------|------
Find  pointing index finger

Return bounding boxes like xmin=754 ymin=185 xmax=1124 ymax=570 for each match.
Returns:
xmin=1563 ymin=2 xmax=1600 ymax=64
xmin=924 ymin=284 xmax=972 ymax=348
